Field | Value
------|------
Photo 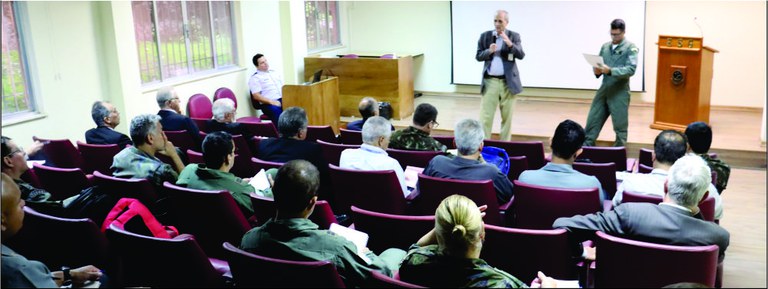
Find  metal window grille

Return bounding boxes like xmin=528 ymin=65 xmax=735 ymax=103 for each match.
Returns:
xmin=2 ymin=1 xmax=36 ymax=117
xmin=305 ymin=1 xmax=340 ymax=51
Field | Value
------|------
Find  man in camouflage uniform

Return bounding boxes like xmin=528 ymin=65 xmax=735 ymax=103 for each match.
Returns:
xmin=584 ymin=19 xmax=639 ymax=147
xmin=111 ymin=114 xmax=184 ymax=187
xmin=685 ymin=121 xmax=730 ymax=193
xmin=389 ymin=103 xmax=447 ymax=152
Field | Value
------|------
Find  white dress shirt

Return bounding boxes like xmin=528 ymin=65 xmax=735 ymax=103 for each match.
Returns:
xmin=339 ymin=144 xmax=409 ymax=197
xmin=248 ymin=69 xmax=284 ymax=101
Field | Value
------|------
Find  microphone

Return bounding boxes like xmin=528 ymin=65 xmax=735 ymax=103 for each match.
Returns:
xmin=694 ymin=17 xmax=704 ymax=38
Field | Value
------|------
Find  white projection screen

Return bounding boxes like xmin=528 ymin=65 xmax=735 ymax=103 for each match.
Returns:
xmin=451 ymin=1 xmax=645 ymax=91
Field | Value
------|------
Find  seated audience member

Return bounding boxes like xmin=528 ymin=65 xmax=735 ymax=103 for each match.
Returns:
xmin=346 ymin=97 xmax=379 ymax=131
xmin=389 ymin=103 xmax=447 ymax=152
xmin=240 ymin=160 xmax=406 ymax=287
xmin=1 ymin=173 xmax=105 ymax=288
xmin=156 ymin=86 xmax=201 ymax=144
xmin=177 ymin=131 xmax=273 ymax=217
xmin=613 ymin=130 xmax=723 ymax=220
xmin=518 ymin=119 xmax=606 ymax=203
xmin=85 ymin=101 xmax=132 ymax=148
xmin=554 ymin=155 xmax=730 ymax=262
xmin=206 ymin=98 xmax=249 ymax=138
xmin=111 ymin=114 xmax=184 ymax=187
xmin=339 ymin=116 xmax=408 ymax=196
xmin=399 ymin=194 xmax=556 ymax=288
xmin=685 ymin=121 xmax=730 ymax=193
xmin=1 ymin=137 xmax=52 ymax=203
xmin=422 ymin=119 xmax=513 ymax=204
xmin=249 ymin=53 xmax=284 ymax=123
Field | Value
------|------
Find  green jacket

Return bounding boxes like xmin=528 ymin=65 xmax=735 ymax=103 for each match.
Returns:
xmin=596 ymin=39 xmax=639 ymax=96
xmin=240 ymin=218 xmax=394 ymax=287
xmin=389 ymin=126 xmax=447 ymax=152
xmin=399 ymin=244 xmax=528 ymax=288
xmin=111 ymin=146 xmax=178 ymax=187
xmin=177 ymin=163 xmax=269 ymax=217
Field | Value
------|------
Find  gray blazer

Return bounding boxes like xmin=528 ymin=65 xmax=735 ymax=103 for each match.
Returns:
xmin=476 ymin=29 xmax=525 ymax=95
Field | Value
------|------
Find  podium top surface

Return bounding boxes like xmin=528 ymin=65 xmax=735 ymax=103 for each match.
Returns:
xmin=329 ymin=52 xmax=423 ymax=58
xmin=656 ymin=35 xmax=718 ymax=53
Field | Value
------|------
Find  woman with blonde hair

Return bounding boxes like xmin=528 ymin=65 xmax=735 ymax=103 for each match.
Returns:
xmin=399 ymin=194 xmax=555 ymax=288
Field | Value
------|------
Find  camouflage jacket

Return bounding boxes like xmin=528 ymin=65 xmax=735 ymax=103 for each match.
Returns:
xmin=111 ymin=146 xmax=178 ymax=187
xmin=389 ymin=126 xmax=447 ymax=152
xmin=399 ymin=244 xmax=528 ymax=288
xmin=701 ymin=153 xmax=730 ymax=193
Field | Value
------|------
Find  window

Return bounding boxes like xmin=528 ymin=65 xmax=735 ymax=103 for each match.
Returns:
xmin=132 ymin=1 xmax=237 ymax=84
xmin=2 ymin=1 xmax=37 ymax=119
xmin=305 ymin=1 xmax=340 ymax=51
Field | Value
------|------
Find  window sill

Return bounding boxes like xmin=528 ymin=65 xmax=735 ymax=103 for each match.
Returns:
xmin=308 ymin=44 xmax=346 ymax=55
xmin=140 ymin=66 xmax=247 ymax=93
xmin=2 ymin=112 xmax=48 ymax=127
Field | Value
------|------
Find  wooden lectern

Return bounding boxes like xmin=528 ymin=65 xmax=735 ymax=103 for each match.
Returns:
xmin=282 ymin=77 xmax=340 ymax=134
xmin=651 ymin=35 xmax=718 ymax=131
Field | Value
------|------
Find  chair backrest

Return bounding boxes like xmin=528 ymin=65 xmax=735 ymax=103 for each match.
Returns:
xmin=213 ymin=87 xmax=237 ymax=109
xmin=310 ymin=200 xmax=338 ymax=230
xmin=638 ymin=163 xmax=653 ymax=173
xmin=32 ymin=162 xmax=91 ymax=200
xmin=578 ymin=146 xmax=629 ymax=171
xmin=77 ymin=141 xmax=121 ymax=175
xmin=249 ymin=193 xmax=276 ymax=227
xmin=328 ymin=164 xmax=408 ymax=215
xmin=306 ymin=125 xmax=339 ymax=143
xmin=223 ymin=242 xmax=345 ymax=288
xmin=351 ymin=206 xmax=434 ymax=253
xmin=228 ymin=134 xmax=257 ymax=178
xmin=105 ymin=224 xmax=224 ymax=287
xmin=164 ymin=129 xmax=200 ymax=152
xmin=163 ymin=182 xmax=251 ymax=259
xmin=432 ymin=135 xmax=456 ymax=149
xmin=92 ymin=171 xmax=158 ymax=207
xmin=414 ymin=173 xmax=503 ymax=226
xmin=240 ymin=121 xmax=278 ymax=138
xmin=509 ymin=180 xmax=601 ymax=229
xmin=187 ymin=149 xmax=204 ymax=164
xmin=507 ymin=155 xmax=529 ymax=181
xmin=369 ymin=269 xmax=425 ymax=288
xmin=7 ymin=206 xmax=110 ymax=271
xmin=20 ymin=167 xmax=43 ymax=188
xmin=36 ymin=137 xmax=83 ymax=169
xmin=191 ymin=117 xmax=210 ymax=132
xmin=483 ymin=139 xmax=547 ymax=170
xmin=622 ymin=190 xmax=717 ymax=222
xmin=250 ymin=157 xmax=284 ymax=173
xmin=187 ymin=93 xmax=213 ymax=119
xmin=482 ymin=225 xmax=576 ymax=283
xmin=339 ymin=128 xmax=363 ymax=145
xmin=342 ymin=54 xmax=359 ymax=58
xmin=318 ymin=140 xmax=359 ymax=166
xmin=639 ymin=148 xmax=653 ymax=168
xmin=386 ymin=148 xmax=442 ymax=169
xmin=572 ymin=162 xmax=618 ymax=199
xmin=379 ymin=54 xmax=395 ymax=59
xmin=594 ymin=231 xmax=719 ymax=288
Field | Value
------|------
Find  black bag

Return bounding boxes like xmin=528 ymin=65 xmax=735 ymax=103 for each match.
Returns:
xmin=64 ymin=186 xmax=119 ymax=227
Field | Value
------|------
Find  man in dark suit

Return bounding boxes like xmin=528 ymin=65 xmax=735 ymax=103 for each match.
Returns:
xmin=475 ymin=9 xmax=525 ymax=141
xmin=206 ymin=98 xmax=250 ymax=138
xmin=85 ymin=101 xmax=132 ymax=148
xmin=156 ymin=86 xmax=201 ymax=144
xmin=553 ymin=155 xmax=730 ymax=262
xmin=346 ymin=97 xmax=378 ymax=131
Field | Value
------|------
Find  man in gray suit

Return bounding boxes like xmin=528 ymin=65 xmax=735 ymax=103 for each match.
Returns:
xmin=553 ymin=155 xmax=730 ymax=262
xmin=475 ymin=9 xmax=525 ymax=141
xmin=518 ymin=119 xmax=605 ymax=203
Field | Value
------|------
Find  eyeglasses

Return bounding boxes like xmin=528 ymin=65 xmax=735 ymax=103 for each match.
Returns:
xmin=4 ymin=147 xmax=24 ymax=158
xmin=431 ymin=120 xmax=440 ymax=128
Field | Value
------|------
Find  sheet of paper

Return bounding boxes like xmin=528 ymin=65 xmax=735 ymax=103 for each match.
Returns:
xmin=329 ymin=223 xmax=372 ymax=264
xmin=404 ymin=166 xmax=425 ymax=189
xmin=249 ymin=169 xmax=270 ymax=191
xmin=583 ymin=53 xmax=605 ymax=68
xmin=26 ymin=160 xmax=45 ymax=168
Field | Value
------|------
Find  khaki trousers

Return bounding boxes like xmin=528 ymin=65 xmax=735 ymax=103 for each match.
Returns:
xmin=480 ymin=78 xmax=516 ymax=140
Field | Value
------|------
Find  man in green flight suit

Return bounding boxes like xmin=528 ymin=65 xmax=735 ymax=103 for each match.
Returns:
xmin=584 ymin=18 xmax=639 ymax=147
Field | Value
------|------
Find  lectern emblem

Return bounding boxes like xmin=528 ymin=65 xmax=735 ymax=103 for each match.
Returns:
xmin=672 ymin=69 xmax=685 ymax=86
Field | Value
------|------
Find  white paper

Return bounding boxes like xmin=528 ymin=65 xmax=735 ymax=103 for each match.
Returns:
xmin=404 ymin=166 xmax=424 ymax=190
xmin=329 ymin=223 xmax=371 ymax=264
xmin=249 ymin=169 xmax=270 ymax=191
xmin=583 ymin=53 xmax=605 ymax=68
xmin=26 ymin=160 xmax=45 ymax=168
xmin=554 ymin=279 xmax=581 ymax=288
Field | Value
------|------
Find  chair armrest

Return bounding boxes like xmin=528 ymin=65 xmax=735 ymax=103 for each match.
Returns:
xmin=626 ymin=158 xmax=637 ymax=173
xmin=499 ymin=196 xmax=514 ymax=212
xmin=86 ymin=174 xmax=95 ymax=186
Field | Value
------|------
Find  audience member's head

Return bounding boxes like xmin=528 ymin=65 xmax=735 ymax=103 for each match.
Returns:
xmin=551 ymin=119 xmax=586 ymax=161
xmin=454 ymin=118 xmax=485 ymax=156
xmin=362 ymin=116 xmax=392 ymax=149
xmin=413 ymin=103 xmax=439 ymax=133
xmin=202 ymin=131 xmax=235 ymax=171
xmin=685 ymin=122 xmax=713 ymax=154
xmin=665 ymin=154 xmax=711 ymax=210
xmin=129 ymin=114 xmax=165 ymax=150
xmin=91 ymin=101 xmax=121 ymax=129
xmin=156 ymin=86 xmax=181 ymax=113
xmin=435 ymin=194 xmax=484 ymax=258
xmin=277 ymin=107 xmax=308 ymax=139
xmin=253 ymin=53 xmax=268 ymax=71
xmin=2 ymin=172 xmax=25 ymax=241
xmin=358 ymin=97 xmax=379 ymax=120
xmin=273 ymin=160 xmax=320 ymax=218
xmin=610 ymin=18 xmax=626 ymax=32
xmin=654 ymin=130 xmax=688 ymax=165
xmin=212 ymin=98 xmax=236 ymax=123
xmin=1 ymin=136 xmax=29 ymax=178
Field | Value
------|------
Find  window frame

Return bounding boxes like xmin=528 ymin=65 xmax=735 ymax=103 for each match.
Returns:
xmin=133 ymin=0 xmax=239 ymax=86
xmin=2 ymin=1 xmax=43 ymax=125
xmin=305 ymin=0 xmax=342 ymax=53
